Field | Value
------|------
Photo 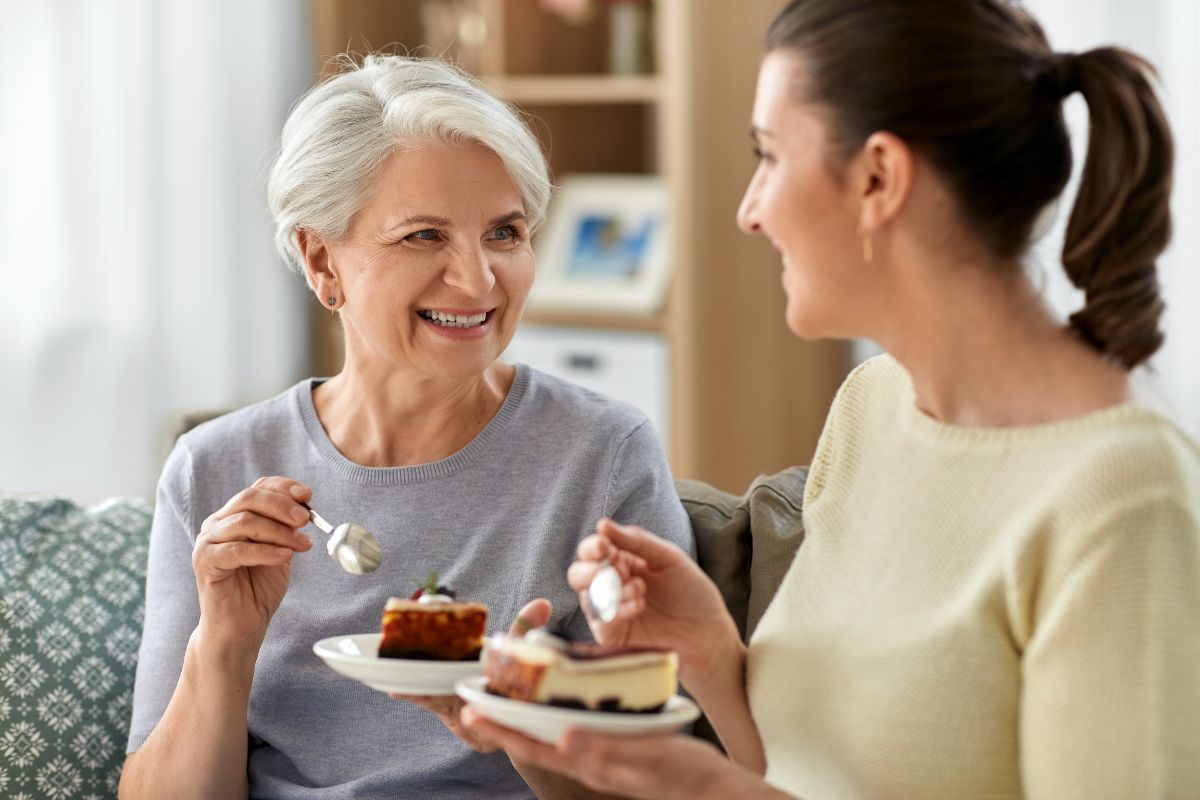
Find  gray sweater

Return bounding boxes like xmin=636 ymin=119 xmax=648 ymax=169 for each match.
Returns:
xmin=128 ymin=365 xmax=693 ymax=799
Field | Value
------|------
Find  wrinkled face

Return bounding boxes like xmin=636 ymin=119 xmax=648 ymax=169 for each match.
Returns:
xmin=329 ymin=142 xmax=533 ymax=382
xmin=736 ymin=51 xmax=867 ymax=340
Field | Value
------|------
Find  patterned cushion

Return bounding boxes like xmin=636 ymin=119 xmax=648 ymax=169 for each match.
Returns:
xmin=0 ymin=495 xmax=151 ymax=800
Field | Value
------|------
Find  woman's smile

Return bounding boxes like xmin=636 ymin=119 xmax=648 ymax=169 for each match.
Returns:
xmin=416 ymin=307 xmax=497 ymax=339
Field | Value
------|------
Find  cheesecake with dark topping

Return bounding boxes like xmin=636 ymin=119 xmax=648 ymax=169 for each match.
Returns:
xmin=482 ymin=630 xmax=677 ymax=713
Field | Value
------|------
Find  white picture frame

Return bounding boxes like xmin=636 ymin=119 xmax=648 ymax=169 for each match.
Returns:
xmin=528 ymin=174 xmax=670 ymax=315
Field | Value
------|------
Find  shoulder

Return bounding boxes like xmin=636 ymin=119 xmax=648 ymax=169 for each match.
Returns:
xmin=1010 ymin=409 xmax=1200 ymax=602
xmin=174 ymin=380 xmax=307 ymax=463
xmin=517 ymin=366 xmax=654 ymax=441
xmin=1010 ymin=412 xmax=1200 ymax=644
xmin=835 ymin=354 xmax=906 ymax=412
xmin=818 ymin=354 xmax=904 ymax=440
xmin=805 ymin=355 xmax=897 ymax=501
xmin=1057 ymin=408 xmax=1200 ymax=517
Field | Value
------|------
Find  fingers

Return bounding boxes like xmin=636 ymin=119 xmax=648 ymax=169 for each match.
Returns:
xmin=461 ymin=707 xmax=687 ymax=798
xmin=554 ymin=729 xmax=685 ymax=796
xmin=201 ymin=477 xmax=314 ymax=552
xmin=389 ymin=695 xmax=461 ymax=716
xmin=569 ymin=535 xmax=649 ymax=594
xmin=578 ymin=577 xmax=646 ymax=636
xmin=204 ymin=510 xmax=312 ymax=550
xmin=574 ymin=519 xmax=673 ymax=572
xmin=510 ymin=598 xmax=552 ymax=635
xmin=461 ymin=707 xmax=558 ymax=764
xmin=595 ymin=519 xmax=683 ymax=568
xmin=194 ymin=479 xmax=315 ymax=581
xmin=200 ymin=541 xmax=299 ymax=572
xmin=214 ymin=477 xmax=311 ymax=527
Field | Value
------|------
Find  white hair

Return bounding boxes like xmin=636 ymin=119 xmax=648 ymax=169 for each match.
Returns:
xmin=267 ymin=54 xmax=551 ymax=274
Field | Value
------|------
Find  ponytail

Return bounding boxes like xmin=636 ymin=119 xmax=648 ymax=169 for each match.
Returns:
xmin=1060 ymin=47 xmax=1173 ymax=369
xmin=763 ymin=1 xmax=1174 ymax=370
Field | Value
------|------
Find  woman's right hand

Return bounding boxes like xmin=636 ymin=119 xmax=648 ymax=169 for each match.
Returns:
xmin=192 ymin=477 xmax=314 ymax=653
xmin=567 ymin=518 xmax=740 ymax=689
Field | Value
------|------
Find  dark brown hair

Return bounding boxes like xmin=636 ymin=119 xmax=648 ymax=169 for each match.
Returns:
xmin=767 ymin=0 xmax=1173 ymax=368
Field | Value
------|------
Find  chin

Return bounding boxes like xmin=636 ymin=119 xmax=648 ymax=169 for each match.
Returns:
xmin=784 ymin=308 xmax=829 ymax=341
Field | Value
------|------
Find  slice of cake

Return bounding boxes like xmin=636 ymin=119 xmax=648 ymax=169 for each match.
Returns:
xmin=482 ymin=630 xmax=677 ymax=713
xmin=378 ymin=572 xmax=487 ymax=661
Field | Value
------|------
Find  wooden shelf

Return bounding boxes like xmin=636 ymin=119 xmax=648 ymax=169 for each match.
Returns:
xmin=481 ymin=75 xmax=660 ymax=104
xmin=521 ymin=308 xmax=666 ymax=333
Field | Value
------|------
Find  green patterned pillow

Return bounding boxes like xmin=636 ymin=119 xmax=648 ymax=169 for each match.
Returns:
xmin=0 ymin=495 xmax=151 ymax=800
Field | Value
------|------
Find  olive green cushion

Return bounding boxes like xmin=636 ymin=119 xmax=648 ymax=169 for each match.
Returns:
xmin=0 ymin=495 xmax=151 ymax=799
xmin=676 ymin=466 xmax=808 ymax=641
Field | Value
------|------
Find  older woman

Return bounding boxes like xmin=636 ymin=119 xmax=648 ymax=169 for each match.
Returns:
xmin=118 ymin=55 xmax=691 ymax=799
xmin=463 ymin=1 xmax=1200 ymax=798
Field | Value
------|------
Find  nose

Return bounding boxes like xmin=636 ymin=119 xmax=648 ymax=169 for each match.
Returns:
xmin=443 ymin=246 xmax=496 ymax=298
xmin=736 ymin=173 xmax=762 ymax=235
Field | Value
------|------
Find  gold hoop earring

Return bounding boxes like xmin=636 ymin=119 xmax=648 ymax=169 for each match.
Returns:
xmin=858 ymin=227 xmax=874 ymax=264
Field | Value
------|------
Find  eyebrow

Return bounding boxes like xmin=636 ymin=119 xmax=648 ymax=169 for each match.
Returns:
xmin=385 ymin=215 xmax=451 ymax=233
xmin=384 ymin=210 xmax=526 ymax=234
xmin=749 ymin=125 xmax=775 ymax=140
xmin=489 ymin=210 xmax=527 ymax=226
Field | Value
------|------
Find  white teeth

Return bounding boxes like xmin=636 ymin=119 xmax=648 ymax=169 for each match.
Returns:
xmin=422 ymin=311 xmax=488 ymax=328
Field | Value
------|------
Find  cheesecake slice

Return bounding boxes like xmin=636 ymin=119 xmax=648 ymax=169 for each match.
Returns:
xmin=482 ymin=631 xmax=677 ymax=713
xmin=378 ymin=584 xmax=487 ymax=661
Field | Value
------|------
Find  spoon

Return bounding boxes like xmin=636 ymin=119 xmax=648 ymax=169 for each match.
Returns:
xmin=303 ymin=504 xmax=383 ymax=575
xmin=585 ymin=561 xmax=622 ymax=623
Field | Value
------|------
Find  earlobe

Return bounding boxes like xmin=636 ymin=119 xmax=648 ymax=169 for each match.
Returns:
xmin=298 ymin=229 xmax=341 ymax=310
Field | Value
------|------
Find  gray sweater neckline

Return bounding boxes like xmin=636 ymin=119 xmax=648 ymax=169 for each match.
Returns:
xmin=294 ymin=364 xmax=530 ymax=486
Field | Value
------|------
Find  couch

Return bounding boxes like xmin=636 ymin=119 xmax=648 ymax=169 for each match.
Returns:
xmin=0 ymin=467 xmax=806 ymax=798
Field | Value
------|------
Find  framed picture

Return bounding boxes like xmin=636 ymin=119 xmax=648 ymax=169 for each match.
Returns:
xmin=528 ymin=174 xmax=670 ymax=315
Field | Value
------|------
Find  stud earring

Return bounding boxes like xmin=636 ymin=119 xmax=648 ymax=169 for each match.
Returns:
xmin=327 ymin=296 xmax=336 ymax=307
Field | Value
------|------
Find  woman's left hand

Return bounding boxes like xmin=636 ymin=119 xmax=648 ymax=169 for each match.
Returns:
xmin=391 ymin=598 xmax=555 ymax=753
xmin=460 ymin=710 xmax=754 ymax=800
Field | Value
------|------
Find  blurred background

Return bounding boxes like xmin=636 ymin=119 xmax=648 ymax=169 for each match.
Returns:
xmin=1 ymin=0 xmax=1196 ymax=504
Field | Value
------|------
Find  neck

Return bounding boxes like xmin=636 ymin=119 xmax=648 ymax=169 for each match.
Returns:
xmin=870 ymin=254 xmax=1129 ymax=427
xmin=313 ymin=360 xmax=516 ymax=467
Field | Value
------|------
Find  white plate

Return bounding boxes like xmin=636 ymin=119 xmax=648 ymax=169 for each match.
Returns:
xmin=455 ymin=675 xmax=700 ymax=743
xmin=312 ymin=634 xmax=481 ymax=696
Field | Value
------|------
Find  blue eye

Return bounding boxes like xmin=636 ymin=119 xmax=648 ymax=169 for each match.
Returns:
xmin=408 ymin=229 xmax=440 ymax=242
xmin=490 ymin=225 xmax=520 ymax=241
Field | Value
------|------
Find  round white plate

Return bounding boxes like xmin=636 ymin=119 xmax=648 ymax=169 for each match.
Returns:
xmin=455 ymin=675 xmax=700 ymax=744
xmin=313 ymin=634 xmax=481 ymax=696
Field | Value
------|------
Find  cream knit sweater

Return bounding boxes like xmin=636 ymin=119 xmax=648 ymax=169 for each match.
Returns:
xmin=747 ymin=356 xmax=1200 ymax=799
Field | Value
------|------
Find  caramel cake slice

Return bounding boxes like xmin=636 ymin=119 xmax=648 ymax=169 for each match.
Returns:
xmin=482 ymin=631 xmax=678 ymax=713
xmin=378 ymin=573 xmax=487 ymax=661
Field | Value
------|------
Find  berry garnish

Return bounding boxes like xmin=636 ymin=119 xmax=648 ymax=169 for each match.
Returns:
xmin=410 ymin=570 xmax=456 ymax=599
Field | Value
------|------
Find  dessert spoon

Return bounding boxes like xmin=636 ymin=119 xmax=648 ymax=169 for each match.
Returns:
xmin=585 ymin=561 xmax=623 ymax=623
xmin=303 ymin=504 xmax=383 ymax=575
